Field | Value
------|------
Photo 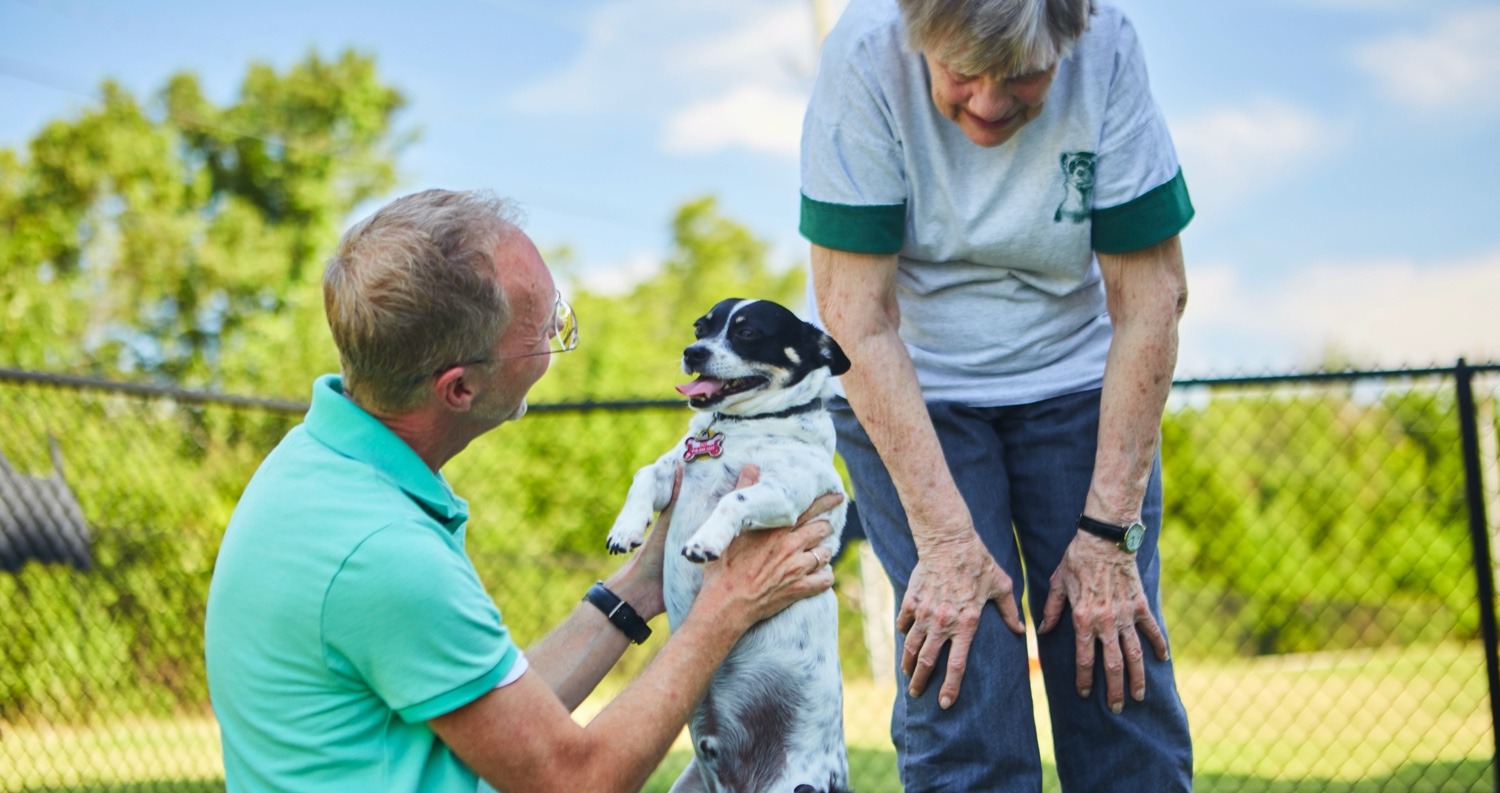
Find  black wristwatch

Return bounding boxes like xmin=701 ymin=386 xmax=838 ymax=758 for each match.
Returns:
xmin=583 ymin=582 xmax=653 ymax=644
xmin=1075 ymin=514 xmax=1147 ymax=553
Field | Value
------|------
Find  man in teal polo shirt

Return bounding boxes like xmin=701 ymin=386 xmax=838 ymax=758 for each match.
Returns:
xmin=205 ymin=189 xmax=839 ymax=792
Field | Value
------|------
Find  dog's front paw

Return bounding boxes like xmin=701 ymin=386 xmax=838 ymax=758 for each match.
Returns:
xmin=681 ymin=517 xmax=736 ymax=563
xmin=680 ymin=539 xmax=722 ymax=563
xmin=605 ymin=506 xmax=652 ymax=555
xmin=606 ymin=534 xmax=642 ymax=555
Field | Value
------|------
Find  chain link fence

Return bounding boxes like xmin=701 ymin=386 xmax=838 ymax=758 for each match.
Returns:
xmin=1 ymin=363 xmax=1497 ymax=792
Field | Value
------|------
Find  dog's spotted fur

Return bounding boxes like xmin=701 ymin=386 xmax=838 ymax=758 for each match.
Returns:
xmin=607 ymin=298 xmax=853 ymax=793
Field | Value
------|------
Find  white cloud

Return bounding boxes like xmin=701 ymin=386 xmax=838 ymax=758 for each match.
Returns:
xmin=576 ymin=250 xmax=662 ymax=296
xmin=664 ymin=3 xmax=815 ymax=79
xmin=506 ymin=1 xmax=663 ymax=117
xmin=508 ymin=0 xmax=815 ymax=158
xmin=663 ymin=84 xmax=806 ymax=156
xmin=657 ymin=3 xmax=814 ymax=156
xmin=1179 ymin=249 xmax=1500 ymax=373
xmin=1170 ymin=99 xmax=1336 ymax=209
xmin=1353 ymin=6 xmax=1500 ymax=112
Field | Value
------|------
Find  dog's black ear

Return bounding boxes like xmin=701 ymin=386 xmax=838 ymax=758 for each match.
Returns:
xmin=818 ymin=329 xmax=851 ymax=376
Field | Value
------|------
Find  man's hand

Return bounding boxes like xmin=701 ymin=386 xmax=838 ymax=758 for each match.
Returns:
xmin=898 ymin=529 xmax=1025 ymax=709
xmin=1039 ymin=532 xmax=1169 ymax=714
xmin=606 ymin=465 xmax=682 ymax=621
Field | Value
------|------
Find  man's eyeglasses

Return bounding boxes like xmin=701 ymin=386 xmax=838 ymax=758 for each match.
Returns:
xmin=421 ymin=292 xmax=578 ymax=382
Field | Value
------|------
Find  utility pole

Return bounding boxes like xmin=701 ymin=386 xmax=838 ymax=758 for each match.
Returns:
xmin=811 ymin=0 xmax=850 ymax=46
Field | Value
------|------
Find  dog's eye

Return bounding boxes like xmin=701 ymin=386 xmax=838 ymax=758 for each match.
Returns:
xmin=693 ymin=320 xmax=709 ymax=338
xmin=733 ymin=327 xmax=760 ymax=340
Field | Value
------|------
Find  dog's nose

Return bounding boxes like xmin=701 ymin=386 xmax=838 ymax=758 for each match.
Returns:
xmin=683 ymin=344 xmax=710 ymax=370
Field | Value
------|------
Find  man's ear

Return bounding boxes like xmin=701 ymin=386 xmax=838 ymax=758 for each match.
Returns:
xmin=434 ymin=367 xmax=478 ymax=412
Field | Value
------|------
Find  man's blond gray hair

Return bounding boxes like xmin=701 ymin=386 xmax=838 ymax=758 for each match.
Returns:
xmin=323 ymin=189 xmax=522 ymax=413
xmin=898 ymin=0 xmax=1095 ymax=79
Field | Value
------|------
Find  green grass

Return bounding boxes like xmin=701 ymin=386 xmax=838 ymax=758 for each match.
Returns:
xmin=640 ymin=747 xmax=900 ymax=793
xmin=638 ymin=753 xmax=1492 ymax=793
xmin=2 ymin=644 xmax=1492 ymax=792
xmin=1179 ymin=643 xmax=1493 ymax=786
xmin=0 ymin=713 xmax=223 ymax=793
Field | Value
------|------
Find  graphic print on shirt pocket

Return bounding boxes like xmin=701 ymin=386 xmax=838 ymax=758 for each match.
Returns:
xmin=1053 ymin=151 xmax=1095 ymax=224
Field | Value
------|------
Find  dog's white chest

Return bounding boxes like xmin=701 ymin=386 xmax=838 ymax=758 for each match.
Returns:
xmin=662 ymin=454 xmax=735 ymax=624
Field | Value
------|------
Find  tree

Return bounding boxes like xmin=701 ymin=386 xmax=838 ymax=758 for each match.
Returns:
xmin=1161 ymin=384 xmax=1477 ymax=656
xmin=531 ymin=196 xmax=805 ymax=404
xmin=0 ymin=50 xmax=408 ymax=394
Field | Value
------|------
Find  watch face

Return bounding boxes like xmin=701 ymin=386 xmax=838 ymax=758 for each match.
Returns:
xmin=1122 ymin=522 xmax=1146 ymax=553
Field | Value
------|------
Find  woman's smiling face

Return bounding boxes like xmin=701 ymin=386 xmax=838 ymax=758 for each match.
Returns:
xmin=923 ymin=55 xmax=1058 ymax=148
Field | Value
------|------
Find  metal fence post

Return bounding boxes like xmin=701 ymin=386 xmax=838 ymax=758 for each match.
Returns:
xmin=1457 ymin=357 xmax=1500 ymax=790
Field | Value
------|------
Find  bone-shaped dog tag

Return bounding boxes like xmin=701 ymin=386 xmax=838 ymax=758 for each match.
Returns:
xmin=682 ymin=429 xmax=726 ymax=462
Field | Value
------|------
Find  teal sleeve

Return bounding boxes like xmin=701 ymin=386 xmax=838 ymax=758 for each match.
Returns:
xmin=800 ymin=194 xmax=906 ymax=254
xmin=1091 ymin=168 xmax=1194 ymax=254
xmin=322 ymin=524 xmax=521 ymax=723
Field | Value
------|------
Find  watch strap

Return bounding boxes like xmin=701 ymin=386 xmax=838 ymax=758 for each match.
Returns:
xmin=583 ymin=581 xmax=652 ymax=645
xmin=1075 ymin=514 xmax=1129 ymax=542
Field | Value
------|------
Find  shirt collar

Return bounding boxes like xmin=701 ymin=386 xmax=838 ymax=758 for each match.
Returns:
xmin=302 ymin=374 xmax=469 ymax=528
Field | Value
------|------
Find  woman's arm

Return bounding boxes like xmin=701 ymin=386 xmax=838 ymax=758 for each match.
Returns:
xmin=812 ymin=243 xmax=1024 ymax=710
xmin=1040 ymin=234 xmax=1188 ymax=713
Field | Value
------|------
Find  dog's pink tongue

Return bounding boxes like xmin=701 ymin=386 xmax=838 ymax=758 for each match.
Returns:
xmin=675 ymin=377 xmax=724 ymax=398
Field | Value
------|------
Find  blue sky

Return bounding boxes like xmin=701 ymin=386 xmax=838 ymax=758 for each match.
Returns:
xmin=2 ymin=0 xmax=1496 ymax=376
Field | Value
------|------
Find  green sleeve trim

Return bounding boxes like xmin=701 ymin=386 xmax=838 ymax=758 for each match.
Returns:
xmin=1091 ymin=168 xmax=1195 ymax=254
xmin=395 ymin=643 xmax=520 ymax=723
xmin=800 ymin=194 xmax=906 ymax=255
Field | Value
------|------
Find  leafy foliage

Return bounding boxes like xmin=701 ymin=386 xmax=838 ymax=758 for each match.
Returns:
xmin=1161 ymin=385 xmax=1481 ymax=656
xmin=531 ymin=195 xmax=804 ymax=404
xmin=0 ymin=50 xmax=405 ymax=393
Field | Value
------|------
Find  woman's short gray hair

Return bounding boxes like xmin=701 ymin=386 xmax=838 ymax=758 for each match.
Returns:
xmin=898 ymin=0 xmax=1095 ymax=78
xmin=323 ymin=189 xmax=523 ymax=413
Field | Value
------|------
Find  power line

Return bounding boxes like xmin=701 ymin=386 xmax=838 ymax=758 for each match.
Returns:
xmin=0 ymin=56 xmax=96 ymax=99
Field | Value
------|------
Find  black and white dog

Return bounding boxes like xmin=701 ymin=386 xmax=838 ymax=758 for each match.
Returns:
xmin=606 ymin=298 xmax=852 ymax=793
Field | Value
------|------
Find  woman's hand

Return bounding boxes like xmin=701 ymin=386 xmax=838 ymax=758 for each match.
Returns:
xmin=898 ymin=528 xmax=1025 ymax=709
xmin=1040 ymin=531 xmax=1169 ymax=713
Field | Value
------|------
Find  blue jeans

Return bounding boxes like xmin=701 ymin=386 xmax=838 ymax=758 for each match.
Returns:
xmin=833 ymin=389 xmax=1192 ymax=792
